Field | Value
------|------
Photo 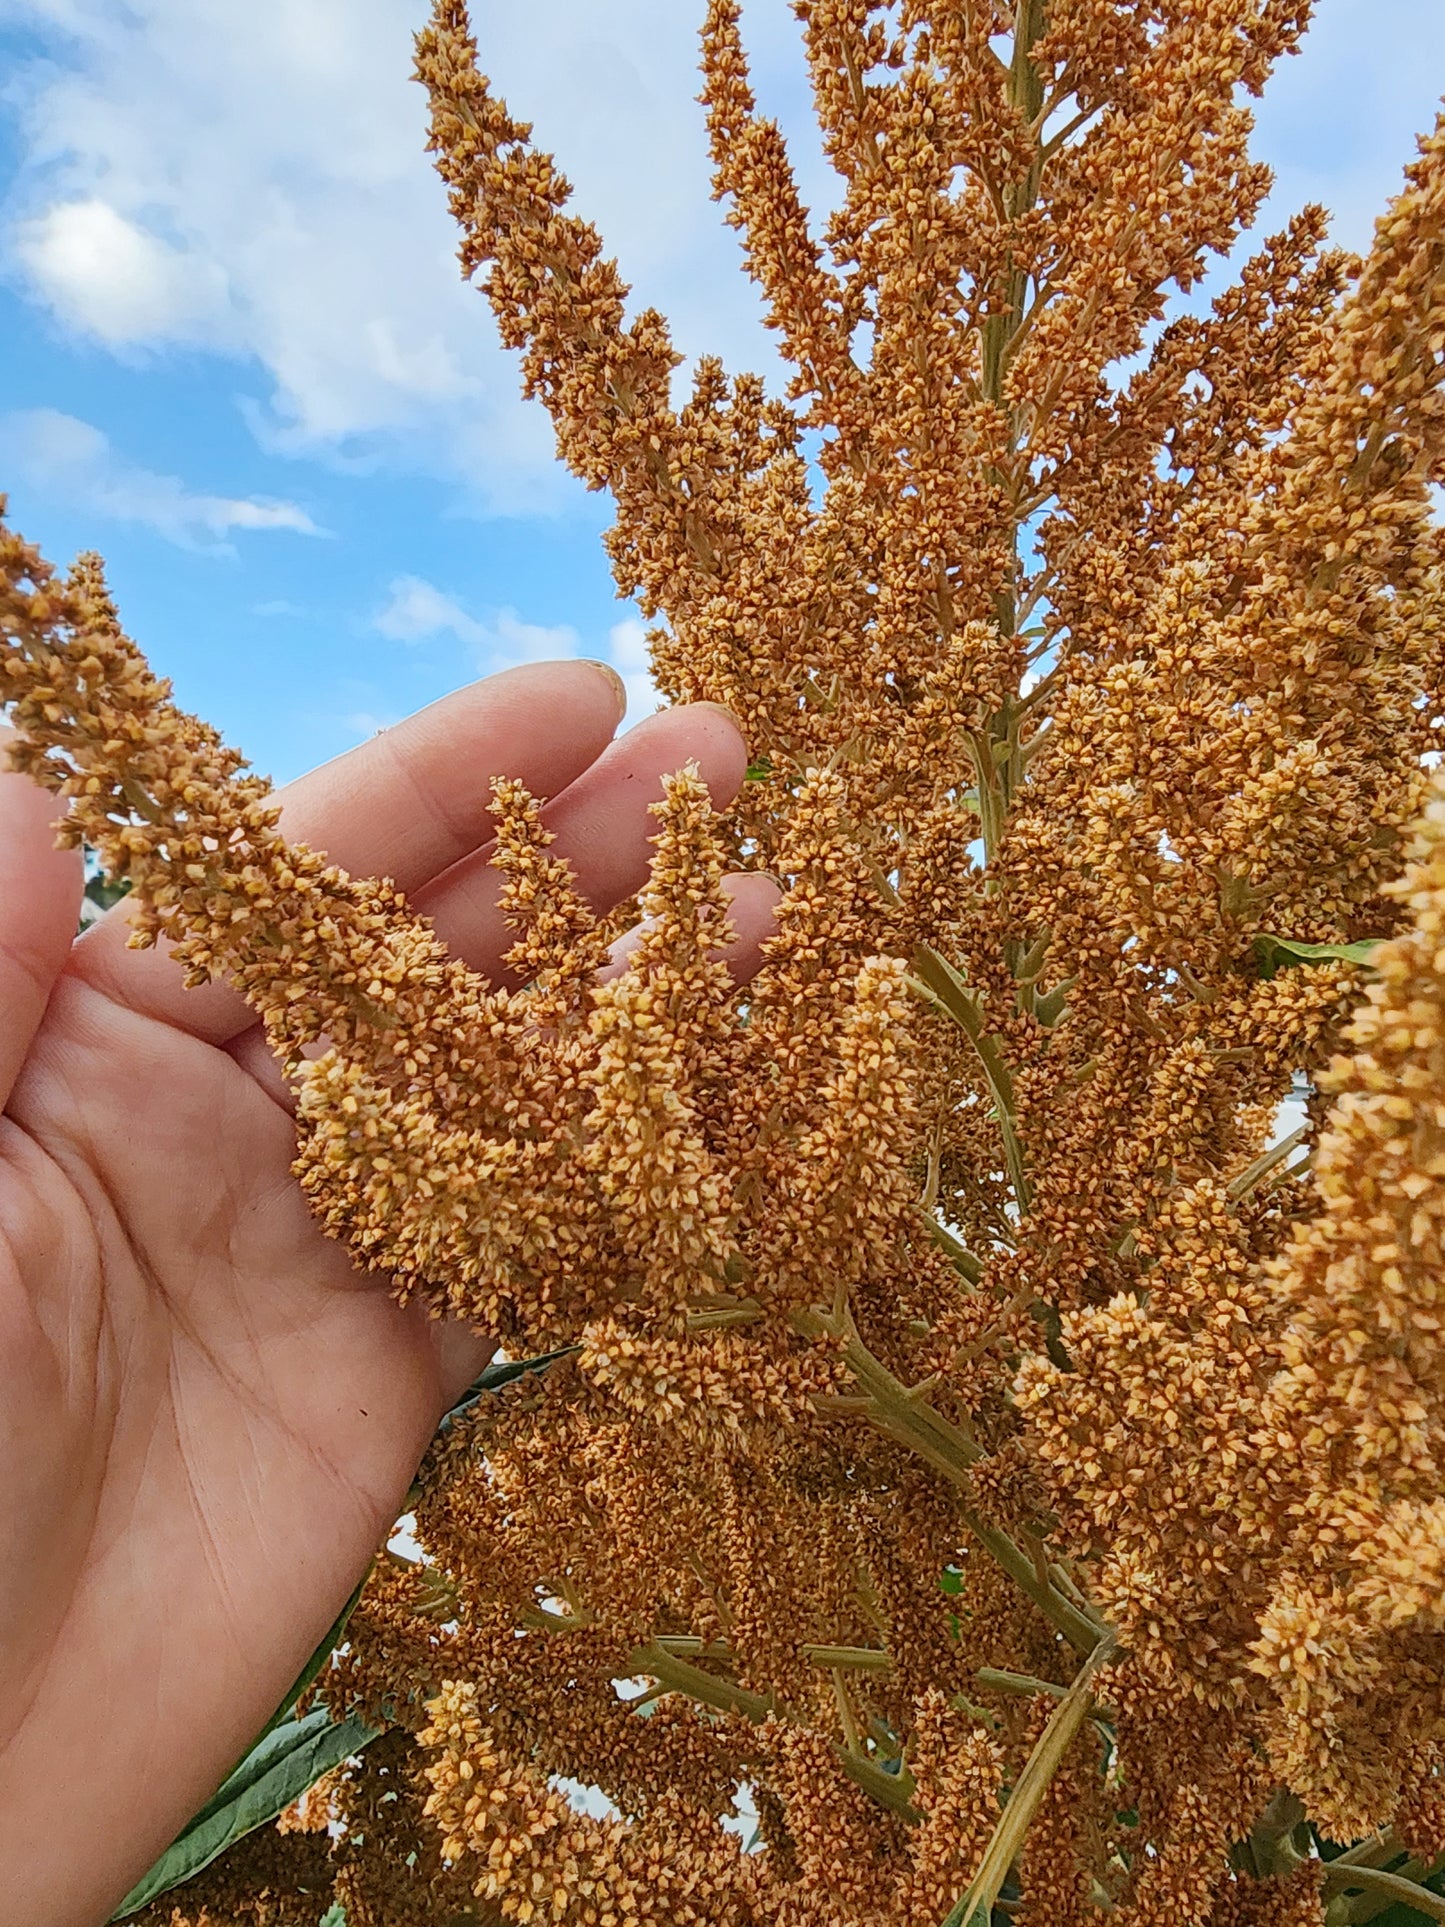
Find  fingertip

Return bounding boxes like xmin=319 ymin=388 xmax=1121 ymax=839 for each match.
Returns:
xmin=425 ymin=656 xmax=627 ymax=744
xmin=718 ymin=871 xmax=783 ymax=980
xmin=578 ymin=659 xmax=628 ymax=727
xmin=625 ymin=700 xmax=749 ymax=810
xmin=600 ymin=870 xmax=781 ymax=987
xmin=689 ymin=701 xmax=750 ymax=772
xmin=69 ymin=656 xmax=633 ymax=1046
xmin=689 ymin=700 xmax=748 ymax=739
xmin=0 ymin=721 xmax=85 ymax=1107
xmin=722 ymin=869 xmax=784 ymax=915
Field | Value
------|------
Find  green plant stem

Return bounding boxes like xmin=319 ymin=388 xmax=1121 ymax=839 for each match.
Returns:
xmin=976 ymin=1666 xmax=1065 ymax=1698
xmin=651 ymin=1634 xmax=891 ymax=1673
xmin=629 ymin=1642 xmax=919 ymax=1819
xmin=1245 ymin=1787 xmax=1307 ymax=1878
xmin=685 ymin=1301 xmax=766 ymax=1331
xmin=960 ymin=1516 xmax=1102 ymax=1659
xmin=1321 ymin=1865 xmax=1445 ymax=1923
xmin=831 ymin=1670 xmax=863 ymax=1755
xmin=975 ymin=1667 xmax=1116 ymax=1722
xmin=941 ymin=1635 xmax=1116 ymax=1927
xmin=796 ymin=1307 xmax=1105 ymax=1656
xmin=836 ymin=1319 xmax=986 ymax=1473
xmin=909 ymin=944 xmax=1032 ymax=1214
xmin=808 ymin=1643 xmax=892 ymax=1672
xmin=1327 ymin=1829 xmax=1404 ymax=1871
xmin=629 ymin=1641 xmax=772 ymax=1722
xmin=1226 ymin=1125 xmax=1310 ymax=1201
xmin=919 ymin=1210 xmax=987 ymax=1284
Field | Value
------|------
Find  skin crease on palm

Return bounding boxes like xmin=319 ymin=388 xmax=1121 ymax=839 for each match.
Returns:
xmin=0 ymin=658 xmax=779 ymax=1927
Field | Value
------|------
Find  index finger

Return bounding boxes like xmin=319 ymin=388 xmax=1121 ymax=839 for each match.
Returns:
xmin=0 ymin=725 xmax=84 ymax=1109
xmin=69 ymin=657 xmax=627 ymax=1044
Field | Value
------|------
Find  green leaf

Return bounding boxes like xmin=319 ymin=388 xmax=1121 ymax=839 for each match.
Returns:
xmin=78 ymin=862 xmax=132 ymax=931
xmin=745 ymin=756 xmax=773 ymax=781
xmin=319 ymin=1906 xmax=348 ymax=1927
xmin=112 ymin=1352 xmax=574 ymax=1921
xmin=111 ymin=1708 xmax=381 ymax=1918
xmin=938 ymin=1899 xmax=993 ymax=1927
xmin=1253 ymin=934 xmax=1383 ymax=980
xmin=251 ymin=1562 xmax=373 ymax=1753
xmin=940 ymin=1567 xmax=964 ymax=1596
xmin=435 ymin=1345 xmax=579 ymax=1435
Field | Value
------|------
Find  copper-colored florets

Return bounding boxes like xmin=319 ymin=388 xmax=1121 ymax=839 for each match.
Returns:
xmin=12 ymin=1 xmax=1445 ymax=1920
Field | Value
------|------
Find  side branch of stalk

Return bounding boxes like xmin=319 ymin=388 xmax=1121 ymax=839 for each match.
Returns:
xmin=976 ymin=1667 xmax=1115 ymax=1722
xmin=629 ymin=1642 xmax=919 ymax=1819
xmin=940 ymin=1634 xmax=1117 ymax=1927
xmin=1322 ymin=1864 xmax=1445 ymax=1924
xmin=1239 ymin=1787 xmax=1306 ymax=1878
xmin=909 ymin=943 xmax=1032 ymax=1215
xmin=960 ymin=1513 xmax=1102 ymax=1660
xmin=794 ymin=1307 xmax=1104 ymax=1657
xmin=920 ymin=1209 xmax=987 ymax=1284
xmin=1226 ymin=1124 xmax=1310 ymax=1201
xmin=651 ymin=1634 xmax=892 ymax=1674
xmin=1327 ymin=1829 xmax=1405 ymax=1872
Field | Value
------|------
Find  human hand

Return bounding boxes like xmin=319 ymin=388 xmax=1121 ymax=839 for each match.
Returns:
xmin=0 ymin=661 xmax=774 ymax=1926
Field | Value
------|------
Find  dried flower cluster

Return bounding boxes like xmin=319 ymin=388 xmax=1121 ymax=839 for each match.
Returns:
xmin=4 ymin=1 xmax=1445 ymax=1922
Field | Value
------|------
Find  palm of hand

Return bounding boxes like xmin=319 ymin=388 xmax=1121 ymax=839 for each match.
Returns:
xmin=1 ymin=974 xmax=454 ymax=1904
xmin=0 ymin=665 xmax=760 ymax=1926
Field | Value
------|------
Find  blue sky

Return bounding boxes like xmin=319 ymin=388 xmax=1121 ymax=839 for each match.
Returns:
xmin=0 ymin=0 xmax=1442 ymax=787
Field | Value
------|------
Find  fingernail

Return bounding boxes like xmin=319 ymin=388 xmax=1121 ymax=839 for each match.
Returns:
xmin=581 ymin=659 xmax=628 ymax=723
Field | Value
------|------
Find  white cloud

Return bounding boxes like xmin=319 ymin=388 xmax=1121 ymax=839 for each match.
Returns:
xmin=372 ymin=577 xmax=661 ymax=716
xmin=606 ymin=615 xmax=662 ymax=723
xmin=0 ymin=0 xmax=813 ymax=509
xmin=2 ymin=0 xmax=1437 ymax=511
xmin=487 ymin=607 xmax=585 ymax=665
xmin=13 ymin=198 xmax=232 ymax=348
xmin=373 ymin=574 xmax=580 ymax=670
xmin=0 ymin=408 xmax=322 ymax=550
xmin=374 ymin=575 xmax=489 ymax=649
